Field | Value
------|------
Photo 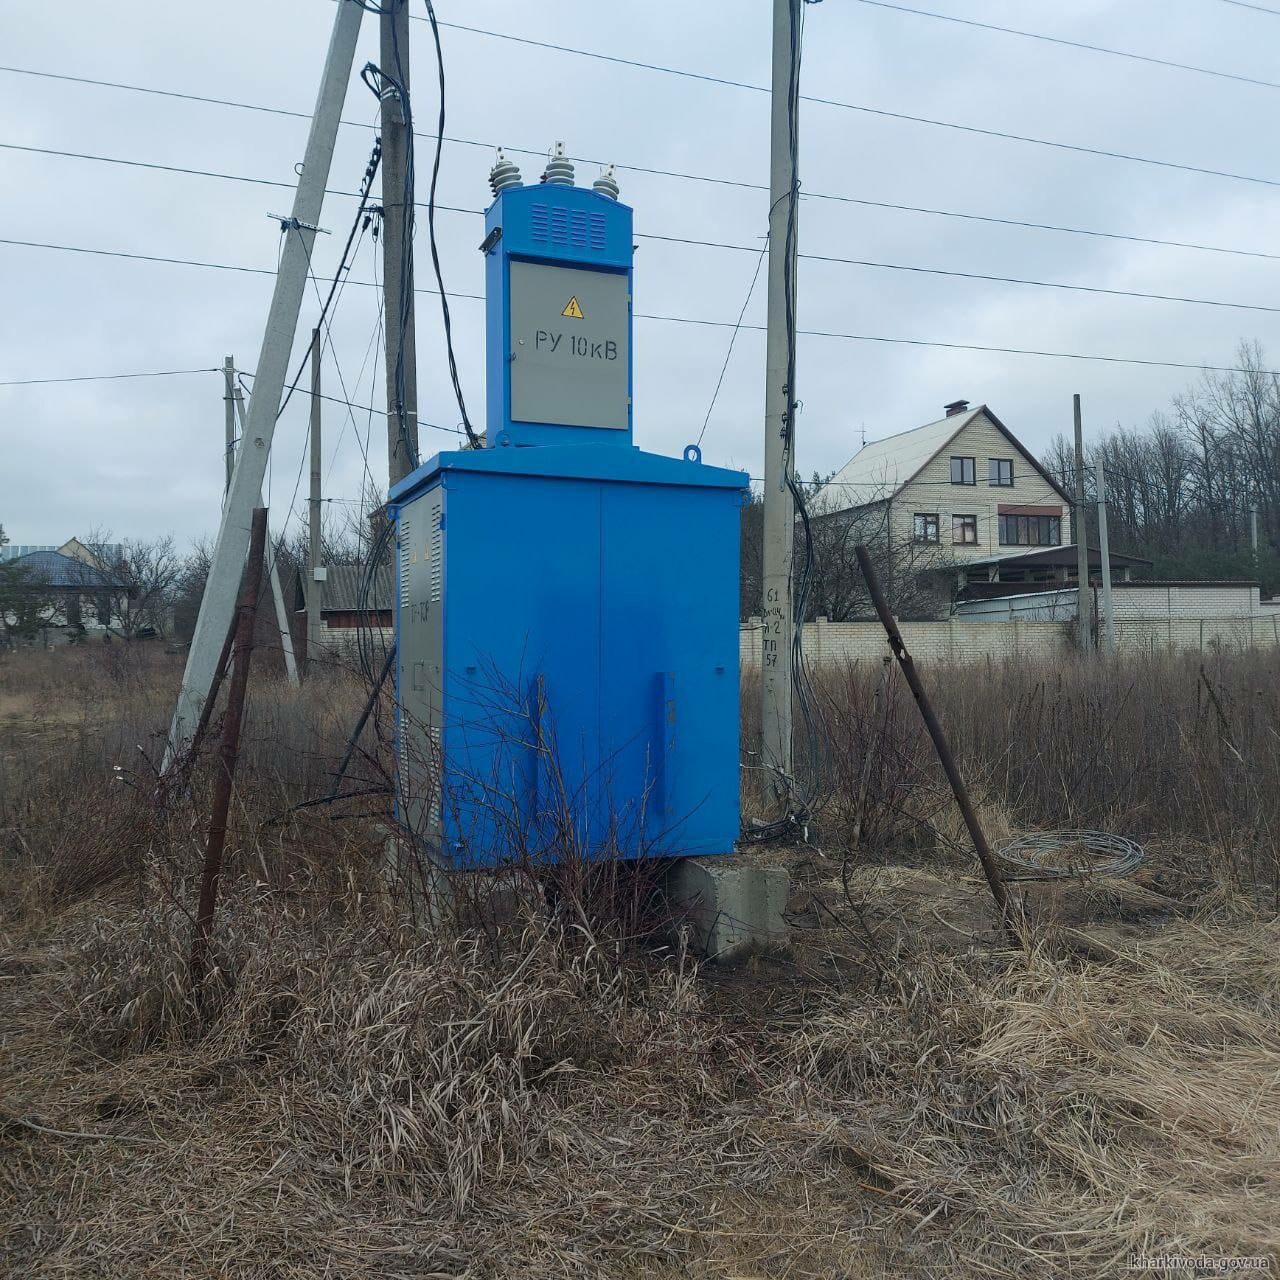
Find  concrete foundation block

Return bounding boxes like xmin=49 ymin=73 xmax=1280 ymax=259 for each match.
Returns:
xmin=380 ymin=829 xmax=543 ymax=930
xmin=663 ymin=857 xmax=790 ymax=963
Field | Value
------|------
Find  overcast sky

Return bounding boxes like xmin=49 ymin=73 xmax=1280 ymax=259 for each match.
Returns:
xmin=3 ymin=0 xmax=1279 ymax=547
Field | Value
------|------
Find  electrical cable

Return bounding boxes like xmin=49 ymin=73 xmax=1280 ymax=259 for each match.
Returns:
xmin=13 ymin=138 xmax=1280 ymax=265
xmin=996 ymin=829 xmax=1145 ymax=880
xmin=422 ymin=0 xmax=480 ymax=447
xmin=15 ymin=236 xmax=1280 ymax=380
xmin=278 ymin=136 xmax=381 ymax=421
xmin=13 ymin=225 xmax=1280 ymax=319
xmin=1216 ymin=0 xmax=1280 ymax=15
xmin=228 ymin=141 xmax=389 ymax=620
xmin=323 ymin=274 xmax=386 ymax=490
xmin=851 ymin=0 xmax=1280 ymax=94
xmin=0 ymin=367 xmax=218 ymax=386
xmin=361 ymin=54 xmax=419 ymax=470
xmin=7 ymin=53 xmax=1280 ymax=188
xmin=696 ymin=236 xmax=768 ymax=448
xmin=417 ymin=21 xmax=1280 ymax=189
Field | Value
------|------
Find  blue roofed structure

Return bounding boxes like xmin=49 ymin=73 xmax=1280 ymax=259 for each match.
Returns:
xmin=8 ymin=549 xmax=118 ymax=589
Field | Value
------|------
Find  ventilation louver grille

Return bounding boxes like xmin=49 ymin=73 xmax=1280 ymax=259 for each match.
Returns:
xmin=398 ymin=517 xmax=410 ymax=609
xmin=529 ymin=203 xmax=609 ymax=254
xmin=430 ymin=499 xmax=442 ymax=603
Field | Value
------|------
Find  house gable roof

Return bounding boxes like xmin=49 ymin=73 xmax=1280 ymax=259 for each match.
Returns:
xmin=820 ymin=404 xmax=1072 ymax=510
xmin=8 ymin=549 xmax=119 ymax=589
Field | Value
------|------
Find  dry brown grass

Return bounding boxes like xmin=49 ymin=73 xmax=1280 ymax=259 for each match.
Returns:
xmin=2 ymin=644 xmax=1279 ymax=1277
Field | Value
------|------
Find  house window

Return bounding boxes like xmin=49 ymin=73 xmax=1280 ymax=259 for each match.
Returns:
xmin=913 ymin=513 xmax=940 ymax=543
xmin=950 ymin=456 xmax=976 ymax=485
xmin=953 ymin=514 xmax=978 ymax=545
xmin=999 ymin=514 xmax=1062 ymax=546
xmin=988 ymin=458 xmax=1014 ymax=486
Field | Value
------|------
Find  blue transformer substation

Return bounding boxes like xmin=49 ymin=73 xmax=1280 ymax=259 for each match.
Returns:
xmin=388 ymin=145 xmax=749 ymax=867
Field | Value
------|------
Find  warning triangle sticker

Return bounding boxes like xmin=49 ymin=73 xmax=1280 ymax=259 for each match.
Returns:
xmin=561 ymin=296 xmax=585 ymax=319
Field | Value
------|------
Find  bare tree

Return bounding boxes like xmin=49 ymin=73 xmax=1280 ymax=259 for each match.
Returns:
xmin=741 ymin=475 xmax=957 ymax=622
xmin=82 ymin=530 xmax=184 ymax=639
xmin=1041 ymin=338 xmax=1280 ymax=593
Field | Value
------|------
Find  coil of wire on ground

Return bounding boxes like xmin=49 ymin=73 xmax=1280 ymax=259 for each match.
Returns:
xmin=995 ymin=830 xmax=1145 ymax=881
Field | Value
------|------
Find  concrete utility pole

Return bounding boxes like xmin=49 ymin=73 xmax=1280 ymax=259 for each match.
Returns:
xmin=1095 ymin=459 xmax=1115 ymax=653
xmin=231 ymin=384 xmax=300 ymax=690
xmin=381 ymin=0 xmax=419 ymax=487
xmin=1073 ymin=394 xmax=1092 ymax=652
xmin=761 ymin=0 xmax=802 ymax=787
xmin=223 ymin=356 xmax=236 ymax=495
xmin=308 ymin=327 xmax=323 ymax=668
xmin=167 ymin=0 xmax=362 ymax=762
xmin=1251 ymin=503 xmax=1259 ymax=558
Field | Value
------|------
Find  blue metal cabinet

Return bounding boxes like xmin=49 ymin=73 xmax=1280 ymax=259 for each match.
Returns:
xmin=390 ymin=444 xmax=746 ymax=867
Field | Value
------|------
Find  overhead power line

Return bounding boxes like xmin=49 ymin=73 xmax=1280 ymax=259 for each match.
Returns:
xmin=9 ymin=138 xmax=1280 ymax=265
xmin=5 ymin=235 xmax=1279 ymax=380
xmin=5 ymin=55 xmax=1280 ymax=190
xmin=852 ymin=0 xmax=1280 ymax=93
xmin=11 ymin=224 xmax=1280 ymax=318
xmin=0 ymin=367 xmax=218 ymax=387
xmin=422 ymin=22 xmax=1280 ymax=189
xmin=644 ymin=311 xmax=1280 ymax=377
xmin=1216 ymin=0 xmax=1280 ymax=14
xmin=647 ymin=231 xmax=1280 ymax=315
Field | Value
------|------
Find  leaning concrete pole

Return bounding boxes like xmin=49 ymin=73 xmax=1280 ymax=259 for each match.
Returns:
xmin=761 ymin=0 xmax=802 ymax=788
xmin=167 ymin=0 xmax=363 ymax=762
xmin=1096 ymin=459 xmax=1115 ymax=653
xmin=230 ymin=386 xmax=300 ymax=689
xmin=222 ymin=356 xmax=236 ymax=495
xmin=308 ymin=327 xmax=323 ymax=669
xmin=1073 ymin=393 xmax=1092 ymax=652
xmin=381 ymin=0 xmax=419 ymax=487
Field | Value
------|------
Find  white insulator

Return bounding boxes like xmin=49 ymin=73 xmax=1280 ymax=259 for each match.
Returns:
xmin=592 ymin=164 xmax=620 ymax=200
xmin=542 ymin=141 xmax=575 ymax=186
xmin=488 ymin=148 xmax=522 ymax=197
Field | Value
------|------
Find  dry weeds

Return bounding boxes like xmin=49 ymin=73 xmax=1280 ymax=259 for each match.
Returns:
xmin=2 ymin=645 xmax=1279 ymax=1277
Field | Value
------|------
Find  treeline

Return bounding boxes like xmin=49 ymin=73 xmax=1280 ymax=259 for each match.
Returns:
xmin=1042 ymin=340 xmax=1280 ymax=594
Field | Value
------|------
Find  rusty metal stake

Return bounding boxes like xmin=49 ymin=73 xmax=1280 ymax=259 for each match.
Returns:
xmin=854 ymin=544 xmax=1021 ymax=947
xmin=189 ymin=508 xmax=268 ymax=993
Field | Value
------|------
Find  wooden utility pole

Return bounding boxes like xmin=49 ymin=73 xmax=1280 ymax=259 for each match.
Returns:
xmin=222 ymin=355 xmax=236 ymax=495
xmin=760 ymin=0 xmax=802 ymax=789
xmin=381 ymin=0 xmax=419 ymax=487
xmin=308 ymin=328 xmax=323 ymax=669
xmin=190 ymin=507 xmax=268 ymax=993
xmin=1073 ymin=394 xmax=1092 ymax=652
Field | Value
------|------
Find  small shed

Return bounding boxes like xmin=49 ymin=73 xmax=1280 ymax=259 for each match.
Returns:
xmin=293 ymin=562 xmax=393 ymax=643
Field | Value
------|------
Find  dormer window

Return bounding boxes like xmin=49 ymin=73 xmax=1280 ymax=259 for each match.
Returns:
xmin=950 ymin=456 xmax=976 ymax=485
